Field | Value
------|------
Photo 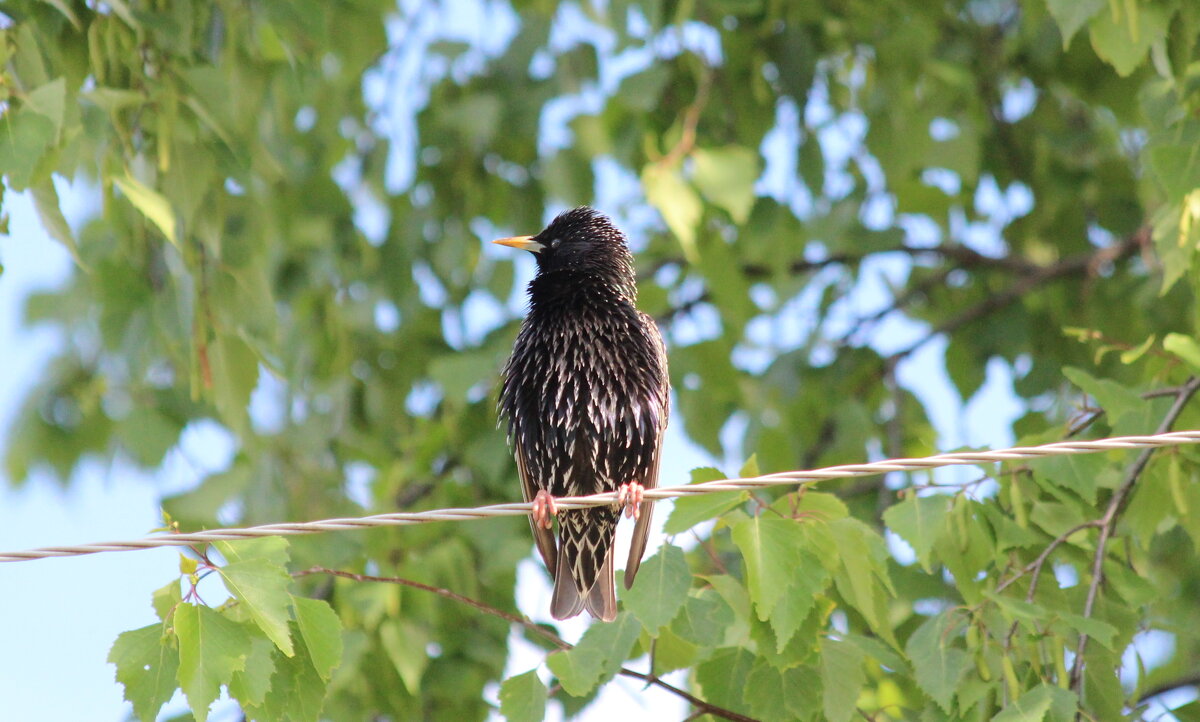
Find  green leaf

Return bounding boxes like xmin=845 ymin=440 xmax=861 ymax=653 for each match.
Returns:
xmin=692 ymin=145 xmax=760 ymax=224
xmin=883 ymin=494 xmax=949 ymax=572
xmin=210 ymin=333 xmax=260 ymax=433
xmin=152 ymin=580 xmax=182 ymax=622
xmin=664 ymin=491 xmax=745 ymax=534
xmin=174 ymin=604 xmax=252 ymax=722
xmin=217 ymin=558 xmax=295 ymax=655
xmin=25 ymin=77 xmax=66 ymax=131
xmin=990 ymin=683 xmax=1065 ymax=722
xmin=730 ymin=516 xmax=803 ymax=620
xmin=1044 ymin=0 xmax=1105 ymax=48
xmin=744 ymin=660 xmax=795 ymax=722
xmin=1062 ymin=367 xmax=1146 ymax=433
xmin=252 ymin=626 xmax=327 ymax=722
xmin=1088 ymin=2 xmax=1169 ymax=76
xmin=30 ymin=180 xmax=88 ymax=270
xmin=820 ymin=637 xmax=866 ymax=722
xmin=379 ymin=618 xmax=429 ymax=694
xmin=293 ymin=596 xmax=343 ymax=680
xmin=1055 ymin=614 xmax=1118 ymax=651
xmin=113 ymin=174 xmax=180 ymax=247
xmin=695 ymin=647 xmax=756 ymax=713
xmin=621 ymin=544 xmax=691 ymax=634
xmin=829 ymin=518 xmax=890 ymax=634
xmin=545 ymin=643 xmax=605 ymax=698
xmin=499 ymin=670 xmax=546 ymax=722
xmin=672 ymin=589 xmax=735 ymax=648
xmin=0 ymin=108 xmax=56 ymax=190
xmin=228 ymin=635 xmax=276 ymax=708
xmin=108 ymin=624 xmax=179 ymax=722
xmin=1164 ymin=333 xmax=1200 ymax=374
xmin=642 ymin=164 xmax=702 ymax=262
xmin=769 ymin=556 xmax=830 ymax=652
xmin=906 ymin=611 xmax=968 ymax=713
xmin=546 ymin=611 xmax=640 ymax=696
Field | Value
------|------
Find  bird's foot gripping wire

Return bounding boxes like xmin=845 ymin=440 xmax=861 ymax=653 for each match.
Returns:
xmin=532 ymin=490 xmax=558 ymax=530
xmin=616 ymin=482 xmax=644 ymax=519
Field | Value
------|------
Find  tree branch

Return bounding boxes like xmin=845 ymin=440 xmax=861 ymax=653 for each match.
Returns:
xmin=887 ymin=230 xmax=1145 ymax=366
xmin=294 ymin=566 xmax=758 ymax=722
xmin=1068 ymin=376 xmax=1200 ymax=699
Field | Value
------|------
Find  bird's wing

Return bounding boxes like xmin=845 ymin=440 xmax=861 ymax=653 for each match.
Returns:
xmin=624 ymin=313 xmax=671 ymax=589
xmin=515 ymin=440 xmax=558 ymax=576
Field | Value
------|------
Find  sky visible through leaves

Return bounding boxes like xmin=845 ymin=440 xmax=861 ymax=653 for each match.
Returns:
xmin=0 ymin=9 xmax=1065 ymax=722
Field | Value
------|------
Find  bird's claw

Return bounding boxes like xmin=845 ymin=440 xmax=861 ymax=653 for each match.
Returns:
xmin=617 ymin=482 xmax=644 ymax=520
xmin=532 ymin=490 xmax=558 ymax=530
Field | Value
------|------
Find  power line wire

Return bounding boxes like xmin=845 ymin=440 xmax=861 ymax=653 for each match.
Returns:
xmin=3 ymin=430 xmax=1198 ymax=563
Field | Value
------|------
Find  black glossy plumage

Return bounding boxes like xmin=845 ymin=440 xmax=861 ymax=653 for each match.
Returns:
xmin=497 ymin=207 xmax=670 ymax=621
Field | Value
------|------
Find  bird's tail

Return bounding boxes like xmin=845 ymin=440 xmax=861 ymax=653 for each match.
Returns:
xmin=550 ymin=510 xmax=617 ymax=622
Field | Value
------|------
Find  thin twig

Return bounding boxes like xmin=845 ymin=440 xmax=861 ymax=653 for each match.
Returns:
xmin=1068 ymin=376 xmax=1200 ymax=698
xmin=295 ymin=566 xmax=758 ymax=722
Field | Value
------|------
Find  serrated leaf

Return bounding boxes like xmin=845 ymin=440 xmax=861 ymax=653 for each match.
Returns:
xmin=692 ymin=145 xmax=760 ymax=224
xmin=731 ymin=517 xmax=803 ymax=620
xmin=293 ymin=596 xmax=343 ymax=680
xmin=114 ymin=174 xmax=180 ymax=247
xmin=228 ymin=634 xmax=276 ymax=707
xmin=643 ymin=164 xmax=702 ymax=262
xmin=545 ymin=643 xmax=605 ymax=698
xmin=820 ymin=637 xmax=866 ymax=722
xmin=217 ymin=558 xmax=295 ymax=655
xmin=906 ymin=611 xmax=968 ymax=712
xmin=695 ymin=647 xmax=756 ymax=713
xmin=499 ymin=669 xmax=547 ymax=722
xmin=769 ymin=554 xmax=829 ymax=652
xmin=152 ymin=580 xmax=182 ymax=622
xmin=622 ymin=544 xmax=691 ymax=633
xmin=546 ymin=611 xmax=640 ymax=696
xmin=252 ymin=626 xmax=327 ymax=722
xmin=745 ymin=660 xmax=794 ymax=721
xmin=883 ymin=495 xmax=949 ymax=572
xmin=664 ymin=491 xmax=745 ymax=534
xmin=829 ymin=518 xmax=890 ymax=631
xmin=108 ymin=624 xmax=179 ymax=722
xmin=672 ymin=589 xmax=735 ymax=647
xmin=174 ymin=604 xmax=252 ymax=722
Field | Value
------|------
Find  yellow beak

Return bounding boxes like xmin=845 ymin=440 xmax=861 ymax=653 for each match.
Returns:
xmin=492 ymin=235 xmax=543 ymax=253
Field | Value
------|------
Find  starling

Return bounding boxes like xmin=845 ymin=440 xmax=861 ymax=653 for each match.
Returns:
xmin=496 ymin=207 xmax=670 ymax=622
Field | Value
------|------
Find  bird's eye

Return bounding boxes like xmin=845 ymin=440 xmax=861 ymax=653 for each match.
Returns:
xmin=550 ymin=238 xmax=562 ymax=249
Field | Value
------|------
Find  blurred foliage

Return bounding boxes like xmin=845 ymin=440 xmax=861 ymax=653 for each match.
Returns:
xmin=4 ymin=0 xmax=1200 ymax=719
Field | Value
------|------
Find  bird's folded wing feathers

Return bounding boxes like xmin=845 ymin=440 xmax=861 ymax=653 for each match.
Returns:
xmin=624 ymin=314 xmax=671 ymax=589
xmin=516 ymin=441 xmax=558 ymax=575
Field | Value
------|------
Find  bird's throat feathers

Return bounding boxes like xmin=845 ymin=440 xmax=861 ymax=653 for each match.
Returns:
xmin=528 ymin=268 xmax=637 ymax=312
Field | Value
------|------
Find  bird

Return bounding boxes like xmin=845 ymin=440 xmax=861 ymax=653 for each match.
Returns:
xmin=495 ymin=207 xmax=670 ymax=622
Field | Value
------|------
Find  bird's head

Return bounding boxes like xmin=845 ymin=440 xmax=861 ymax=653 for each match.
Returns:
xmin=493 ymin=207 xmax=637 ymax=299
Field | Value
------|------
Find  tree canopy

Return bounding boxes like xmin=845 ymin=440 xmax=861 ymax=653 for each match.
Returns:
xmin=3 ymin=0 xmax=1200 ymax=719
